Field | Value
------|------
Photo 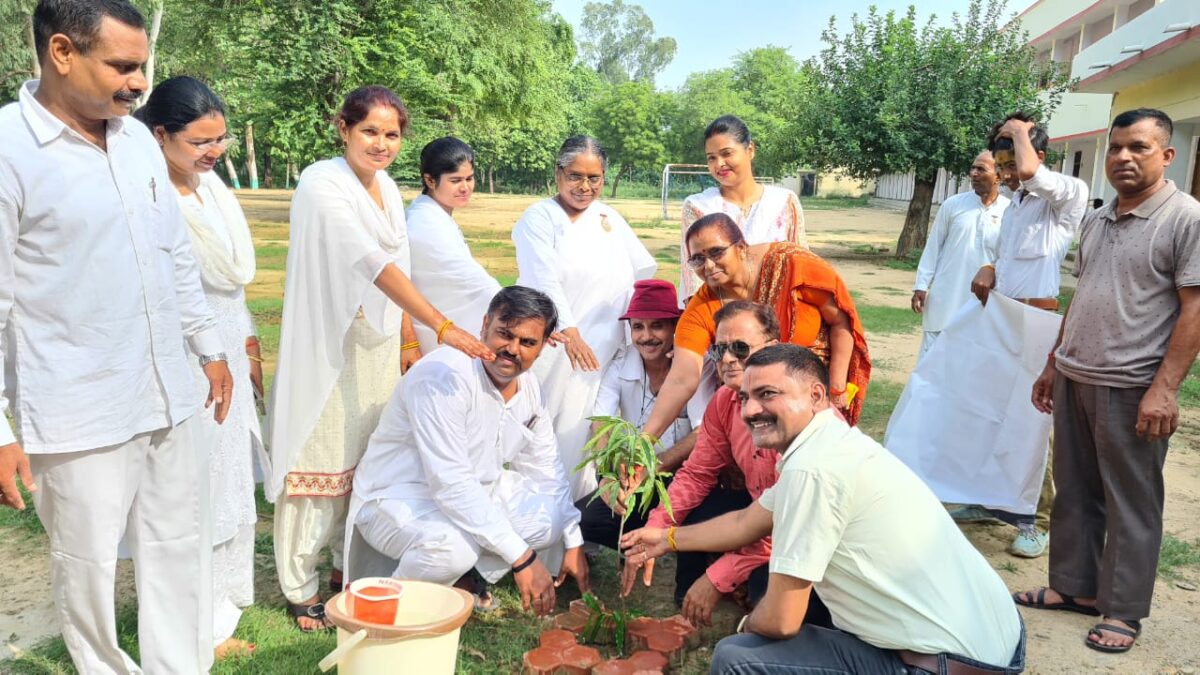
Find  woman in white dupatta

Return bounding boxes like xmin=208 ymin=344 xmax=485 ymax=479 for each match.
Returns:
xmin=679 ymin=115 xmax=807 ymax=298
xmin=513 ymin=136 xmax=657 ymax=499
xmin=402 ymin=136 xmax=501 ymax=361
xmin=136 ymin=76 xmax=268 ymax=660
xmin=267 ymin=86 xmax=492 ymax=632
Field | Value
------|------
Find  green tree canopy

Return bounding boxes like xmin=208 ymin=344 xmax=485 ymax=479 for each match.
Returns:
xmin=795 ymin=0 xmax=1073 ymax=257
xmin=577 ymin=0 xmax=676 ymax=85
xmin=590 ymin=80 xmax=670 ymax=198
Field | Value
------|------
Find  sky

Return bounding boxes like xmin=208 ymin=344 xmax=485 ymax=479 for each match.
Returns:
xmin=551 ymin=0 xmax=1037 ymax=89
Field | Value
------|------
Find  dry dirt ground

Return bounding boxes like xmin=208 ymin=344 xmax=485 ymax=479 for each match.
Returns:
xmin=2 ymin=192 xmax=1198 ymax=673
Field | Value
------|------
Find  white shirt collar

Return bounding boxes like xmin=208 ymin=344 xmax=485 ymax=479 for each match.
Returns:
xmin=618 ymin=347 xmax=647 ymax=381
xmin=778 ymin=407 xmax=840 ymax=464
xmin=19 ymin=79 xmax=129 ymax=146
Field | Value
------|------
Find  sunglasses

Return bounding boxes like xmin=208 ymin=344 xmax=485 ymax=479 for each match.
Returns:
xmin=686 ymin=245 xmax=732 ymax=269
xmin=708 ymin=339 xmax=759 ymax=361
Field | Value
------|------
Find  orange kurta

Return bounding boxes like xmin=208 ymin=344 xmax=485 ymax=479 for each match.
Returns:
xmin=676 ymin=242 xmax=871 ymax=424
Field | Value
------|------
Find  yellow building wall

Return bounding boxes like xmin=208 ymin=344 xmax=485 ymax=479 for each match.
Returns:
xmin=816 ymin=170 xmax=873 ymax=198
xmin=1111 ymin=59 xmax=1200 ymax=123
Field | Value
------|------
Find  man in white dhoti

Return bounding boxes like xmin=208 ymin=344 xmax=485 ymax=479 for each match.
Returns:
xmin=351 ymin=286 xmax=589 ymax=615
xmin=0 ymin=1 xmax=233 ymax=672
xmin=911 ymin=151 xmax=1007 ymax=358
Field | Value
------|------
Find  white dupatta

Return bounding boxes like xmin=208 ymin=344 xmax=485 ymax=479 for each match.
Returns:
xmin=405 ymin=194 xmax=501 ymax=353
xmin=265 ymin=158 xmax=410 ymax=500
xmin=182 ymin=171 xmax=256 ymax=291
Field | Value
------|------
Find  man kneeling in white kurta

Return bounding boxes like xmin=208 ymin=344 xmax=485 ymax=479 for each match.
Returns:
xmin=351 ymin=286 xmax=590 ymax=614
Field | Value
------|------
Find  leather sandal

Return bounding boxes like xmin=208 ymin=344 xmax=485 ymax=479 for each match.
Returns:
xmin=288 ymin=601 xmax=332 ymax=632
xmin=1085 ymin=619 xmax=1141 ymax=654
xmin=1012 ymin=587 xmax=1100 ymax=616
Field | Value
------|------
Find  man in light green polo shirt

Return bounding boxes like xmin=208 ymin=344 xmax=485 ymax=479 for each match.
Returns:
xmin=621 ymin=344 xmax=1024 ymax=674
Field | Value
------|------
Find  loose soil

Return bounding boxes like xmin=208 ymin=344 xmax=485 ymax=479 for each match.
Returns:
xmin=2 ymin=191 xmax=1198 ymax=673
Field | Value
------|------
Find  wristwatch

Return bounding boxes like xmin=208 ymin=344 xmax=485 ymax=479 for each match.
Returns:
xmin=198 ymin=352 xmax=228 ymax=367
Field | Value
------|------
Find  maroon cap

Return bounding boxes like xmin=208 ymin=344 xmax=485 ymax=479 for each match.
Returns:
xmin=620 ymin=279 xmax=682 ymax=321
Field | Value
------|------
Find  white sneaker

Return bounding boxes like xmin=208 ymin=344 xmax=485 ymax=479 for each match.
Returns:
xmin=1009 ymin=523 xmax=1049 ymax=558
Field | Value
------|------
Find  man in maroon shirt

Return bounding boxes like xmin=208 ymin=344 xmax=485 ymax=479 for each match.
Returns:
xmin=624 ymin=301 xmax=832 ymax=628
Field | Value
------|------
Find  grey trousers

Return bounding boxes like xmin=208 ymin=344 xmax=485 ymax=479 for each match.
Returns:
xmin=1048 ymin=376 xmax=1170 ymax=619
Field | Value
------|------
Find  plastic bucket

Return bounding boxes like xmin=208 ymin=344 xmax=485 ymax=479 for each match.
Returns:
xmin=320 ymin=578 xmax=473 ymax=674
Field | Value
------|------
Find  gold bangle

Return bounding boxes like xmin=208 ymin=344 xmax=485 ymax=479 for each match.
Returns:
xmin=667 ymin=526 xmax=678 ymax=552
xmin=435 ymin=319 xmax=454 ymax=344
xmin=401 ymin=341 xmax=421 ymax=352
xmin=246 ymin=354 xmax=264 ymax=363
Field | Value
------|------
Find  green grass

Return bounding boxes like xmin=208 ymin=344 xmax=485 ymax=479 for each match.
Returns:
xmin=1158 ymin=535 xmax=1200 ymax=581
xmin=883 ymin=251 xmax=922 ymax=272
xmin=0 ymin=484 xmax=43 ymax=536
xmin=630 ymin=219 xmax=677 ymax=230
xmin=254 ymin=245 xmax=289 ymax=271
xmin=802 ymin=195 xmax=870 ymax=210
xmin=653 ymin=245 xmax=679 ymax=264
xmin=1181 ymin=360 xmax=1200 ymax=409
xmin=496 ymin=274 xmax=518 ymax=287
xmin=1056 ymin=286 xmax=1075 ymax=313
xmin=996 ymin=561 xmax=1019 ymax=574
xmin=856 ymin=304 xmax=922 ymax=336
xmin=858 ymin=379 xmax=905 ymax=442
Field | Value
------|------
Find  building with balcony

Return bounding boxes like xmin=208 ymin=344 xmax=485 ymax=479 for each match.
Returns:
xmin=873 ymin=0 xmax=1199 ymax=205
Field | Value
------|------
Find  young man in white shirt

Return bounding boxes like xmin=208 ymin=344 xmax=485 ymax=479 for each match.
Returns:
xmin=351 ymin=286 xmax=589 ymax=615
xmin=911 ymin=151 xmax=1007 ymax=358
xmin=0 ymin=1 xmax=233 ymax=672
xmin=622 ymin=344 xmax=1025 ymax=674
xmin=958 ymin=113 xmax=1089 ymax=558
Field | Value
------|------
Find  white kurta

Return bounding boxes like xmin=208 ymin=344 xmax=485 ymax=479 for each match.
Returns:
xmin=513 ymin=199 xmax=656 ymax=498
xmin=405 ymin=194 xmax=501 ymax=353
xmin=350 ymin=348 xmax=583 ymax=583
xmin=178 ymin=172 xmax=264 ymax=644
xmin=266 ymin=158 xmax=410 ymax=500
xmin=913 ymin=191 xmax=1007 ymax=335
xmin=592 ymin=346 xmax=707 ymax=449
xmin=679 ymin=185 xmax=807 ymax=298
xmin=884 ymin=293 xmax=1061 ymax=513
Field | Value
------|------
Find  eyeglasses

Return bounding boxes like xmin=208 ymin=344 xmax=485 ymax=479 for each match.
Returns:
xmin=686 ymin=245 xmax=732 ymax=269
xmin=560 ymin=170 xmax=603 ymax=188
xmin=708 ymin=339 xmax=761 ymax=362
xmin=186 ymin=135 xmax=237 ymax=152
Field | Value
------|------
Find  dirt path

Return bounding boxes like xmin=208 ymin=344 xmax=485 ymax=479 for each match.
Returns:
xmin=2 ymin=193 xmax=1198 ymax=672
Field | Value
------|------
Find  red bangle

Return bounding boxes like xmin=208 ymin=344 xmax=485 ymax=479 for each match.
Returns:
xmin=829 ymin=387 xmax=846 ymax=396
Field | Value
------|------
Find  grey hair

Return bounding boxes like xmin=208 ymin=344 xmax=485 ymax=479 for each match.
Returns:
xmin=555 ymin=135 xmax=608 ymax=173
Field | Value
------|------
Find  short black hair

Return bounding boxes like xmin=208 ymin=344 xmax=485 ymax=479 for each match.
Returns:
xmin=713 ymin=300 xmax=780 ymax=341
xmin=987 ymin=111 xmax=1050 ymax=155
xmin=133 ymin=76 xmax=226 ymax=132
xmin=486 ymin=286 xmax=559 ymax=340
xmin=744 ymin=343 xmax=829 ymax=390
xmin=704 ymin=115 xmax=752 ymax=148
xmin=420 ymin=136 xmax=475 ymax=195
xmin=33 ymin=0 xmax=145 ymax=61
xmin=1111 ymin=108 xmax=1173 ymax=145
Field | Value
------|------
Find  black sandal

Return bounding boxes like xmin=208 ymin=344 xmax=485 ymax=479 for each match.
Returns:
xmin=454 ymin=569 xmax=497 ymax=614
xmin=1085 ymin=619 xmax=1141 ymax=653
xmin=1012 ymin=587 xmax=1101 ymax=616
xmin=288 ymin=601 xmax=332 ymax=632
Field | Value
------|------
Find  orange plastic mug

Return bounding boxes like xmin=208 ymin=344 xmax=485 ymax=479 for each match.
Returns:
xmin=348 ymin=578 xmax=404 ymax=625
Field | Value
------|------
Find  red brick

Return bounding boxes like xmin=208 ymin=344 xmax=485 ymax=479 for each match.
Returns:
xmin=627 ymin=649 xmax=669 ymax=672
xmin=626 ymin=617 xmax=659 ymax=651
xmin=662 ymin=614 xmax=699 ymax=646
xmin=559 ymin=644 xmax=603 ymax=674
xmin=592 ymin=659 xmax=636 ymax=675
xmin=522 ymin=646 xmax=562 ymax=675
xmin=569 ymin=597 xmax=598 ymax=618
xmin=554 ymin=611 xmax=589 ymax=634
xmin=646 ymin=630 xmax=685 ymax=665
xmin=538 ymin=628 xmax=577 ymax=651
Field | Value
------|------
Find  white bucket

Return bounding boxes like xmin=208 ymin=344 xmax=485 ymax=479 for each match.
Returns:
xmin=320 ymin=578 xmax=473 ymax=674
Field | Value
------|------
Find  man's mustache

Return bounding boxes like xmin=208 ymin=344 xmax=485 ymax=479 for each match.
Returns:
xmin=114 ymin=89 xmax=141 ymax=102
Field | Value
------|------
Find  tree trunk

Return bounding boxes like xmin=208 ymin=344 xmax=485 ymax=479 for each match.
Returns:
xmin=287 ymin=161 xmax=296 ymax=188
xmin=139 ymin=1 xmax=164 ymax=105
xmin=488 ymin=166 xmax=495 ymax=194
xmin=895 ymin=175 xmax=936 ymax=259
xmin=245 ymin=122 xmax=259 ymax=190
xmin=262 ymin=150 xmax=274 ymax=188
xmin=222 ymin=155 xmax=241 ymax=189
xmin=609 ymin=164 xmax=627 ymax=199
xmin=25 ymin=14 xmax=39 ymax=80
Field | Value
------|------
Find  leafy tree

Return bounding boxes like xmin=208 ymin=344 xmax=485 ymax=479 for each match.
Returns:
xmin=590 ymin=80 xmax=669 ymax=198
xmin=577 ymin=0 xmax=676 ymax=85
xmin=0 ymin=0 xmax=38 ymax=102
xmin=795 ymin=0 xmax=1073 ymax=257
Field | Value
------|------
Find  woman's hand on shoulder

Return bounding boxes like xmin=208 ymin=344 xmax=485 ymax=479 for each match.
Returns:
xmin=441 ymin=326 xmax=495 ymax=361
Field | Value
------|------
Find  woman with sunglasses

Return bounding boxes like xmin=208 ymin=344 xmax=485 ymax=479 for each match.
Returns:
xmin=136 ymin=76 xmax=265 ymax=660
xmin=644 ymin=214 xmax=870 ymax=443
xmin=513 ymin=135 xmax=657 ymax=499
xmin=679 ymin=115 xmax=807 ymax=298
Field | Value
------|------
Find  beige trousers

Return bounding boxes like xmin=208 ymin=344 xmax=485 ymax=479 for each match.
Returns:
xmin=274 ymin=493 xmax=348 ymax=604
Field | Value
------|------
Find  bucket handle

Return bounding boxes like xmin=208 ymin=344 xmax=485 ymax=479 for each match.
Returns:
xmin=318 ymin=629 xmax=368 ymax=672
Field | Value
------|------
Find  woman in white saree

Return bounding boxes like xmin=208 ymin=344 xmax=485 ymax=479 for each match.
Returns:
xmin=403 ymin=136 xmax=501 ymax=360
xmin=267 ymin=86 xmax=492 ymax=632
xmin=513 ymin=136 xmax=657 ymax=499
xmin=136 ymin=76 xmax=267 ymax=660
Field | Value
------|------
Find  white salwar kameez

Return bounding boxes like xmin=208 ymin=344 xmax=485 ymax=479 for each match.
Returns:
xmin=177 ymin=170 xmax=266 ymax=646
xmin=405 ymin=194 xmax=501 ymax=353
xmin=267 ymin=157 xmax=409 ymax=604
xmin=912 ymin=190 xmax=1007 ymax=358
xmin=679 ymin=185 xmax=807 ymax=298
xmin=513 ymin=199 xmax=656 ymax=499
xmin=349 ymin=349 xmax=583 ymax=584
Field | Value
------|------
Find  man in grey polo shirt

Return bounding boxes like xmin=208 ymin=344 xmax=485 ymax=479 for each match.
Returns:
xmin=1015 ymin=108 xmax=1200 ymax=654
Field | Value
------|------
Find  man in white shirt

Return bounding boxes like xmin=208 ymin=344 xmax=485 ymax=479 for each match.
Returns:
xmin=911 ymin=151 xmax=1007 ymax=358
xmin=352 ymin=286 xmax=589 ymax=615
xmin=958 ymin=113 xmax=1089 ymax=558
xmin=622 ymin=344 xmax=1025 ymax=674
xmin=0 ymin=1 xmax=233 ymax=672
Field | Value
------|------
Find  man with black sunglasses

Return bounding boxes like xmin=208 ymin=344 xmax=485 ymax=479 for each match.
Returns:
xmin=621 ymin=301 xmax=833 ymax=629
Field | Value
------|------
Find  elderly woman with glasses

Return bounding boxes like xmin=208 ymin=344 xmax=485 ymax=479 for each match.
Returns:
xmin=513 ymin=135 xmax=657 ymax=499
xmin=644 ymin=214 xmax=870 ymax=436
